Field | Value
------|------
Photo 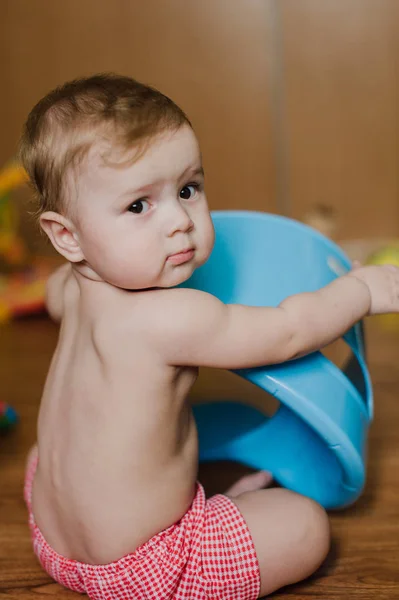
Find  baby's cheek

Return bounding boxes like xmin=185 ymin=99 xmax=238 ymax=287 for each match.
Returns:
xmin=201 ymin=222 xmax=215 ymax=258
xmin=120 ymin=254 xmax=159 ymax=288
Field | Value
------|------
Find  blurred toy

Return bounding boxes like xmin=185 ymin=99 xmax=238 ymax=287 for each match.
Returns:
xmin=0 ymin=401 xmax=18 ymax=431
xmin=0 ymin=162 xmax=29 ymax=271
xmin=303 ymin=204 xmax=399 ymax=332
xmin=0 ymin=161 xmax=55 ymax=324
xmin=303 ymin=203 xmax=337 ymax=240
xmin=367 ymin=244 xmax=399 ymax=331
xmin=367 ymin=244 xmax=399 ymax=269
xmin=0 ymin=258 xmax=54 ymax=323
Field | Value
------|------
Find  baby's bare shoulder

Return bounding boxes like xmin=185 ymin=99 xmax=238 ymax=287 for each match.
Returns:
xmin=121 ymin=287 xmax=208 ymax=325
xmin=123 ymin=287 xmax=227 ymax=362
xmin=108 ymin=286 xmax=216 ymax=336
xmin=86 ymin=286 xmax=223 ymax=365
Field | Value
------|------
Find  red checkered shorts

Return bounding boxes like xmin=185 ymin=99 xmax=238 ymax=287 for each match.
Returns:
xmin=24 ymin=450 xmax=260 ymax=600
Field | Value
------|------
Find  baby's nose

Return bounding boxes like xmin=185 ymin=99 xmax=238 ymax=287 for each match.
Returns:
xmin=168 ymin=204 xmax=194 ymax=236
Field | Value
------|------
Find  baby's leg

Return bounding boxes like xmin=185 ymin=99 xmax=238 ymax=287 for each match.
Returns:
xmin=224 ymin=471 xmax=273 ymax=496
xmin=231 ymin=488 xmax=330 ymax=597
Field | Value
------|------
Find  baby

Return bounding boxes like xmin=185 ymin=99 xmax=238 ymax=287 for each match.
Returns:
xmin=21 ymin=74 xmax=399 ymax=600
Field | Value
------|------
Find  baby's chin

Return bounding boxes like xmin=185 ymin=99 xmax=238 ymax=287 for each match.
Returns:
xmin=156 ymin=270 xmax=196 ymax=289
xmin=106 ymin=271 xmax=194 ymax=291
xmin=102 ymin=254 xmax=211 ymax=290
xmin=161 ymin=253 xmax=213 ymax=289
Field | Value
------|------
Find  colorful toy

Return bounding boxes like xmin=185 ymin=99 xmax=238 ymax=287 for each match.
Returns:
xmin=0 ymin=401 xmax=18 ymax=431
xmin=0 ymin=161 xmax=54 ymax=323
xmin=0 ymin=258 xmax=55 ymax=322
xmin=0 ymin=161 xmax=54 ymax=431
xmin=367 ymin=244 xmax=399 ymax=331
xmin=0 ymin=162 xmax=29 ymax=270
xmin=182 ymin=211 xmax=371 ymax=510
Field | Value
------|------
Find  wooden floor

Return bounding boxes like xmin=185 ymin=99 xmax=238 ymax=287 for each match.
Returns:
xmin=1 ymin=316 xmax=399 ymax=599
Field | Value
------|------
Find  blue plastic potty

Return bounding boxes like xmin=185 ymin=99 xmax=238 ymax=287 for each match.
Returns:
xmin=182 ymin=211 xmax=372 ymax=510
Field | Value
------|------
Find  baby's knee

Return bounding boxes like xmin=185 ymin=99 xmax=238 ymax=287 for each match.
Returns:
xmin=232 ymin=488 xmax=330 ymax=596
xmin=289 ymin=492 xmax=330 ymax=571
xmin=267 ymin=490 xmax=330 ymax=588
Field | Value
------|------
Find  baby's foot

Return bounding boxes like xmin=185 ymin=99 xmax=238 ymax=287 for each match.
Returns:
xmin=225 ymin=471 xmax=272 ymax=497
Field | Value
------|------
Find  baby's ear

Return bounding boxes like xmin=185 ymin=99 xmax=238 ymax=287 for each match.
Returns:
xmin=40 ymin=211 xmax=84 ymax=263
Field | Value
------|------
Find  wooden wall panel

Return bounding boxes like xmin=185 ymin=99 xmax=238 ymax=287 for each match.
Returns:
xmin=0 ymin=0 xmax=277 ymax=214
xmin=279 ymin=0 xmax=398 ymax=240
xmin=1 ymin=0 xmax=398 ymax=241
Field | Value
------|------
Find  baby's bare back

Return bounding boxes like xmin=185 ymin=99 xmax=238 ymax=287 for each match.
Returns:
xmin=32 ymin=271 xmax=199 ymax=564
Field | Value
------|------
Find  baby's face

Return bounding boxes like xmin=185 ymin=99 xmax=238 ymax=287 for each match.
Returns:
xmin=72 ymin=125 xmax=215 ymax=289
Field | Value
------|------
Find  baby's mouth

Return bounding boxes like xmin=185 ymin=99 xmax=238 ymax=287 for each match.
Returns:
xmin=167 ymin=248 xmax=195 ymax=265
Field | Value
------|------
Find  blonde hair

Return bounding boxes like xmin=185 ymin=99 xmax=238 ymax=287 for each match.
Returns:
xmin=19 ymin=73 xmax=191 ymax=215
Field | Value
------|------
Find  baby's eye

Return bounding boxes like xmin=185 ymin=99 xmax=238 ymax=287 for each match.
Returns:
xmin=179 ymin=184 xmax=198 ymax=200
xmin=128 ymin=199 xmax=150 ymax=214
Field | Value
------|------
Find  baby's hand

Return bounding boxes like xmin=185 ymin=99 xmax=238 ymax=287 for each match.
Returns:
xmin=349 ymin=264 xmax=399 ymax=316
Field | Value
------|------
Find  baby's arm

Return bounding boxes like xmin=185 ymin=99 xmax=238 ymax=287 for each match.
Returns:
xmin=45 ymin=263 xmax=71 ymax=322
xmin=149 ymin=265 xmax=399 ymax=369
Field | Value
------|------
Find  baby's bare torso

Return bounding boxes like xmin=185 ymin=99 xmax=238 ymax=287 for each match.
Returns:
xmin=32 ymin=271 xmax=199 ymax=564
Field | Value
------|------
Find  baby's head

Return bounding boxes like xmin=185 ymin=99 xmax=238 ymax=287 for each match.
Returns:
xmin=20 ymin=73 xmax=215 ymax=289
